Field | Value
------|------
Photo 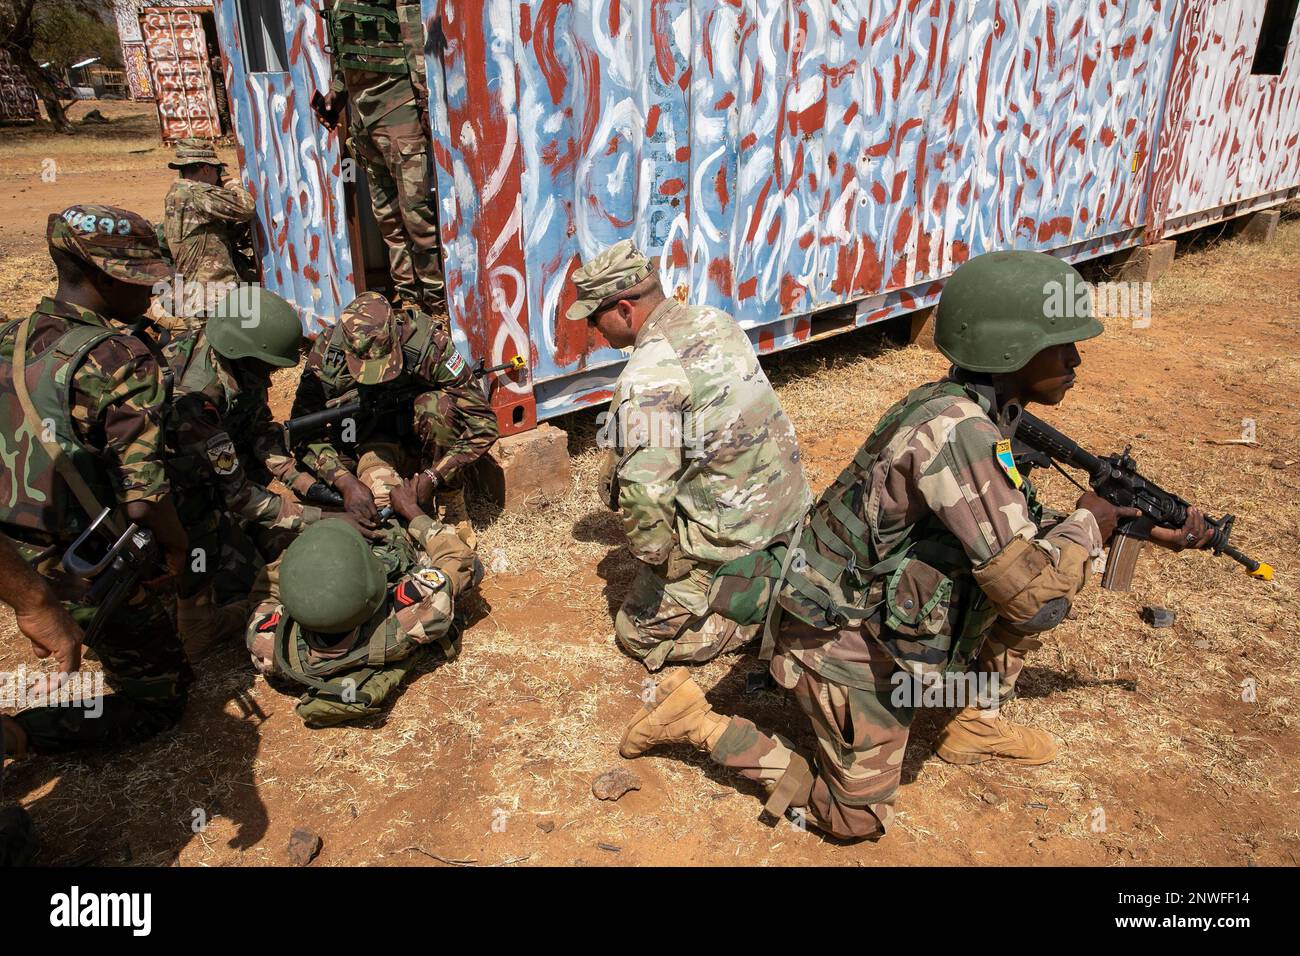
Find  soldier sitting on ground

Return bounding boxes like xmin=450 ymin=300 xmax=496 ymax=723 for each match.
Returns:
xmin=618 ymin=250 xmax=1214 ymax=842
xmin=162 ymin=138 xmax=258 ymax=320
xmin=244 ymin=476 xmax=482 ymax=727
xmin=289 ymin=291 xmax=499 ymax=548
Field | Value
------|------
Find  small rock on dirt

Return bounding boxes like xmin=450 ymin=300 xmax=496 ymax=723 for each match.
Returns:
xmin=592 ymin=768 xmax=642 ymax=801
xmin=1270 ymin=458 xmax=1293 ymax=470
xmin=288 ymin=827 xmax=322 ymax=866
xmin=537 ymin=819 xmax=555 ymax=833
xmin=488 ymin=548 xmax=509 ymax=574
xmin=981 ymin=790 xmax=1004 ymax=807
xmin=1140 ymin=605 xmax=1175 ymax=628
xmin=81 ymin=109 xmax=109 ymax=124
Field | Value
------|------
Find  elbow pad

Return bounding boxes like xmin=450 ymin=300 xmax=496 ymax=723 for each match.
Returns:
xmin=972 ymin=536 xmax=1091 ymax=633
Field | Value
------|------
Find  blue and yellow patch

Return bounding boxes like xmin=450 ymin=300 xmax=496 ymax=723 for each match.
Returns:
xmin=995 ymin=438 xmax=1024 ymax=489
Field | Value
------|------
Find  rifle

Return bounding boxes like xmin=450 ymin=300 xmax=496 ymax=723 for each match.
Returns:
xmin=1013 ymin=411 xmax=1273 ymax=591
xmin=60 ymin=508 xmax=161 ymax=648
xmin=283 ymin=354 xmax=525 ymax=449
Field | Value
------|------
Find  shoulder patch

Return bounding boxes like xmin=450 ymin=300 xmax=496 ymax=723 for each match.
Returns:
xmin=205 ymin=432 xmax=240 ymax=477
xmin=256 ymin=610 xmax=281 ymax=633
xmin=415 ymin=567 xmax=447 ymax=589
xmin=995 ymin=438 xmax=1024 ymax=489
xmin=443 ymin=348 xmax=466 ymax=378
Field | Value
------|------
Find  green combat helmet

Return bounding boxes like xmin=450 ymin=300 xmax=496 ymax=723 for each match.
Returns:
xmin=279 ymin=519 xmax=387 ymax=634
xmin=934 ymin=250 xmax=1104 ymax=373
xmin=207 ymin=286 xmax=304 ymax=368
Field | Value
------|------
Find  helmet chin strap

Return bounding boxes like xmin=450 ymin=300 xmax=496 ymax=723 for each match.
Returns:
xmin=951 ymin=366 xmax=1024 ymax=437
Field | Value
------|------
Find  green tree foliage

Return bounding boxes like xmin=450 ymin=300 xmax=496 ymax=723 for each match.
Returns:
xmin=34 ymin=1 xmax=123 ymax=72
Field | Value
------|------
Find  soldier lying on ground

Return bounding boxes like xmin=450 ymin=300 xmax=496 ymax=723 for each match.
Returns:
xmin=619 ymin=250 xmax=1214 ymax=842
xmin=289 ymin=291 xmax=498 ymax=548
xmin=244 ymin=477 xmax=482 ymax=727
xmin=0 ymin=205 xmax=192 ymax=762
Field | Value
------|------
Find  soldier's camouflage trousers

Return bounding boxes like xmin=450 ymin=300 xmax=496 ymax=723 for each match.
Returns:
xmin=615 ymin=560 xmax=757 ymax=672
xmin=12 ymin=588 xmax=192 ymax=755
xmin=972 ymin=619 xmax=1037 ymax=707
xmin=351 ymin=391 xmax=470 ymax=507
xmin=709 ymin=638 xmax=910 ymax=842
xmin=349 ymin=102 xmax=444 ymax=311
xmin=177 ymin=493 xmax=263 ymax=604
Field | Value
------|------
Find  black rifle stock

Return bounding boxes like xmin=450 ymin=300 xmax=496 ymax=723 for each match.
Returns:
xmin=1014 ymin=411 xmax=1272 ymax=590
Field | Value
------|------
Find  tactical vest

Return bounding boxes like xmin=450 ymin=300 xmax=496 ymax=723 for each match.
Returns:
xmin=0 ymin=318 xmax=120 ymax=546
xmin=777 ymin=381 xmax=999 ymax=677
xmin=329 ymin=0 xmax=409 ymax=74
xmin=272 ymin=520 xmax=457 ymax=706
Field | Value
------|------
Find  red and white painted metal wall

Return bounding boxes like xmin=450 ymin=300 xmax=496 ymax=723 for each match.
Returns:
xmin=208 ymin=0 xmax=1300 ymax=435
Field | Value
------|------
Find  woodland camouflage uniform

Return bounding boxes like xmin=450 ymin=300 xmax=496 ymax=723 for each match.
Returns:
xmin=326 ymin=0 xmax=443 ymax=309
xmin=163 ymin=326 xmax=322 ymax=603
xmin=245 ymin=514 xmax=481 ymax=726
xmin=291 ymin=292 xmax=497 ymax=517
xmin=0 ymin=206 xmax=191 ymax=754
xmin=621 ymin=250 xmax=1109 ymax=842
xmin=571 ymin=241 xmax=811 ymax=671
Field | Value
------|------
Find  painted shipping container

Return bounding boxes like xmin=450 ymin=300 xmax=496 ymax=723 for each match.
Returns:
xmin=210 ymin=0 xmax=1300 ymax=435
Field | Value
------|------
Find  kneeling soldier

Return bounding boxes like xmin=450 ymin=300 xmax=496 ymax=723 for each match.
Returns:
xmin=245 ymin=477 xmax=481 ymax=727
xmin=618 ymin=250 xmax=1212 ymax=841
xmin=290 ymin=292 xmax=498 ymax=546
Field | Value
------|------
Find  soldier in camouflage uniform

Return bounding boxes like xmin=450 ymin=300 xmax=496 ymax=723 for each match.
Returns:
xmin=315 ymin=0 xmax=443 ymax=311
xmin=566 ymin=240 xmax=811 ymax=671
xmin=163 ymin=287 xmax=345 ymax=654
xmin=619 ymin=250 xmax=1214 ymax=841
xmin=244 ymin=477 xmax=481 ymax=727
xmin=290 ymin=291 xmax=498 ymax=546
xmin=162 ymin=139 xmax=257 ymax=319
xmin=0 ymin=205 xmax=192 ymax=760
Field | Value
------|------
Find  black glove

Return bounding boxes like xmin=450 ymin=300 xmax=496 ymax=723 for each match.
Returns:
xmin=300 ymin=481 xmax=345 ymax=507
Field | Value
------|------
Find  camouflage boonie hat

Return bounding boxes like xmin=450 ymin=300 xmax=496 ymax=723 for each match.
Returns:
xmin=47 ymin=204 xmax=171 ymax=286
xmin=339 ymin=291 xmax=403 ymax=385
xmin=565 ymin=239 xmax=655 ymax=322
xmin=168 ymin=137 xmax=224 ymax=169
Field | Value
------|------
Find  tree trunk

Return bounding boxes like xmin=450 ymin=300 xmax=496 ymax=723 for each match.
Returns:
xmin=8 ymin=45 xmax=75 ymax=134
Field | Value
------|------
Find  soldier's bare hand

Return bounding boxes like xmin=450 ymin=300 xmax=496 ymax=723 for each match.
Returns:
xmin=15 ymin=599 xmax=82 ymax=686
xmin=338 ymin=474 xmax=379 ymax=526
xmin=338 ymin=512 xmax=386 ymax=541
xmin=390 ymin=477 xmax=426 ymax=523
xmin=1148 ymin=506 xmax=1213 ymax=552
xmin=1076 ymin=492 xmax=1141 ymax=543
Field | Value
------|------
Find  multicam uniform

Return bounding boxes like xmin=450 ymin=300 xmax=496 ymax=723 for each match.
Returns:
xmin=245 ymin=514 xmax=480 ymax=726
xmin=0 ymin=290 xmax=190 ymax=753
xmin=290 ymin=293 xmax=498 ymax=505
xmin=706 ymin=380 xmax=1103 ymax=839
xmin=161 ymin=138 xmax=257 ymax=320
xmin=325 ymin=0 xmax=443 ymax=309
xmin=163 ymin=328 xmax=322 ymax=601
xmin=603 ymin=298 xmax=811 ymax=671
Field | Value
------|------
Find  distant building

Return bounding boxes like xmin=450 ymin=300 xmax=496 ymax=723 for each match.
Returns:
xmin=113 ymin=0 xmax=230 ymax=140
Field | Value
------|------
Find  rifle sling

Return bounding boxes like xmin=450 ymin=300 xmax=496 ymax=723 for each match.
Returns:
xmin=12 ymin=318 xmax=123 ymax=539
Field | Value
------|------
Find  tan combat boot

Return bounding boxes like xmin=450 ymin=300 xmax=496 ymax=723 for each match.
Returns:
xmin=619 ymin=669 xmax=731 ymax=758
xmin=936 ymin=706 xmax=1060 ymax=765
xmin=177 ymin=591 xmax=252 ymax=660
xmin=437 ymin=488 xmax=476 ymax=549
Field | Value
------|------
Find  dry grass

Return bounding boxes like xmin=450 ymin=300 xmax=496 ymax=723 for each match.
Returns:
xmin=1 ymin=196 xmax=1297 ymax=864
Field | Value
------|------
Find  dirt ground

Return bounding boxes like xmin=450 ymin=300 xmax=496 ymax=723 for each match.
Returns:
xmin=2 ymin=104 xmax=1298 ymax=867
